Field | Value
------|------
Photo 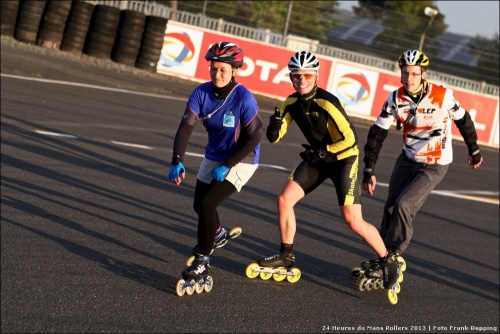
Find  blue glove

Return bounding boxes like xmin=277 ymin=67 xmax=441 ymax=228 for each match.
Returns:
xmin=168 ymin=162 xmax=185 ymax=180
xmin=211 ymin=164 xmax=230 ymax=182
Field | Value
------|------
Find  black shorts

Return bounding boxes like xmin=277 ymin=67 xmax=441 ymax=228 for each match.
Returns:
xmin=290 ymin=155 xmax=361 ymax=206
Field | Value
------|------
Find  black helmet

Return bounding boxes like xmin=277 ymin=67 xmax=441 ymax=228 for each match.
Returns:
xmin=398 ymin=50 xmax=430 ymax=68
xmin=205 ymin=41 xmax=244 ymax=68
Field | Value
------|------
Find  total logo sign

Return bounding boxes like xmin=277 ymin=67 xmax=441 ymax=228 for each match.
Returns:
xmin=329 ymin=63 xmax=379 ymax=117
xmin=157 ymin=23 xmax=204 ymax=77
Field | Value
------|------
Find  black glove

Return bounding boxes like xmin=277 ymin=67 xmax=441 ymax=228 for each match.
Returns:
xmin=299 ymin=144 xmax=327 ymax=163
xmin=362 ymin=168 xmax=374 ymax=184
xmin=471 ymin=150 xmax=482 ymax=164
xmin=269 ymin=107 xmax=283 ymax=129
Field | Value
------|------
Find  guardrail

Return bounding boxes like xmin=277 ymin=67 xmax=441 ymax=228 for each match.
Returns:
xmin=87 ymin=0 xmax=499 ymax=97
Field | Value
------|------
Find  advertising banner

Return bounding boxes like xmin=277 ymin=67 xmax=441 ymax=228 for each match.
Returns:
xmin=197 ymin=31 xmax=333 ymax=100
xmin=327 ymin=61 xmax=384 ymax=118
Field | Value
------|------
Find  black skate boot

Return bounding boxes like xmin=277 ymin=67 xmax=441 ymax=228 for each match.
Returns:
xmin=352 ymin=257 xmax=381 ymax=279
xmin=214 ymin=226 xmax=229 ymax=248
xmin=246 ymin=251 xmax=301 ymax=283
xmin=362 ymin=258 xmax=381 ymax=271
xmin=258 ymin=251 xmax=295 ymax=268
xmin=355 ymin=258 xmax=384 ymax=291
xmin=176 ymin=255 xmax=214 ymax=297
xmin=379 ymin=252 xmax=399 ymax=289
xmin=182 ymin=255 xmax=211 ymax=280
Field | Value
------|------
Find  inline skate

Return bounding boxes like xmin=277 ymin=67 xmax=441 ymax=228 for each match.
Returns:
xmin=176 ymin=255 xmax=213 ymax=297
xmin=351 ymin=253 xmax=406 ymax=305
xmin=186 ymin=226 xmax=242 ymax=266
xmin=246 ymin=251 xmax=301 ymax=283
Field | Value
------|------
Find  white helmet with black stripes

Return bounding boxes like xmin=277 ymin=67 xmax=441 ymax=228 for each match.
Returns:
xmin=288 ymin=51 xmax=320 ymax=71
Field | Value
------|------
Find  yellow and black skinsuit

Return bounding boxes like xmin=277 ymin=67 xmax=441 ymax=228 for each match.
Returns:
xmin=267 ymin=86 xmax=362 ymax=206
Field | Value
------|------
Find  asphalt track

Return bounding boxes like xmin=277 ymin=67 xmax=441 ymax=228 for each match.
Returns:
xmin=1 ymin=37 xmax=499 ymax=333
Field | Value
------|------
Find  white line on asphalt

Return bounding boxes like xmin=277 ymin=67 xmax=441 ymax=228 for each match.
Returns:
xmin=111 ymin=141 xmax=153 ymax=150
xmin=1 ymin=73 xmax=188 ymax=101
xmin=35 ymin=130 xmax=78 ymax=138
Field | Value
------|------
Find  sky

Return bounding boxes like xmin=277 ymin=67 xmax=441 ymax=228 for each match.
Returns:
xmin=337 ymin=1 xmax=499 ymax=38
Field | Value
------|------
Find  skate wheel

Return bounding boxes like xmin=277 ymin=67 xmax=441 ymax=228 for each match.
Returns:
xmin=228 ymin=227 xmax=242 ymax=239
xmin=387 ymin=288 xmax=398 ymax=305
xmin=398 ymin=272 xmax=404 ymax=283
xmin=359 ymin=277 xmax=368 ymax=292
xmin=245 ymin=263 xmax=259 ymax=279
xmin=260 ymin=269 xmax=272 ymax=280
xmin=397 ymin=256 xmax=406 ymax=272
xmin=395 ymin=282 xmax=401 ymax=294
xmin=375 ymin=280 xmax=383 ymax=290
xmin=204 ymin=276 xmax=213 ymax=292
xmin=351 ymin=267 xmax=363 ymax=279
xmin=365 ymin=279 xmax=374 ymax=291
xmin=186 ymin=255 xmax=195 ymax=266
xmin=195 ymin=280 xmax=204 ymax=294
xmin=272 ymin=267 xmax=287 ymax=281
xmin=185 ymin=280 xmax=195 ymax=295
xmin=286 ymin=268 xmax=301 ymax=283
xmin=175 ymin=279 xmax=186 ymax=297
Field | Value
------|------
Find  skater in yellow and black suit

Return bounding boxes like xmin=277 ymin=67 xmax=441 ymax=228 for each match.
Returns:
xmin=258 ymin=51 xmax=399 ymax=289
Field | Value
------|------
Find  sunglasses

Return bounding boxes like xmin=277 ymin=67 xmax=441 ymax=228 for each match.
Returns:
xmin=289 ymin=72 xmax=316 ymax=80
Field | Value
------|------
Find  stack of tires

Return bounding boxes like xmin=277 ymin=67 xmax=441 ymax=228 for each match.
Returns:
xmin=1 ymin=0 xmax=20 ymax=37
xmin=14 ymin=0 xmax=47 ymax=44
xmin=37 ymin=0 xmax=73 ymax=49
xmin=135 ymin=16 xmax=169 ymax=72
xmin=60 ymin=0 xmax=95 ymax=55
xmin=84 ymin=4 xmax=120 ymax=59
xmin=7 ymin=1 xmax=169 ymax=73
xmin=112 ymin=10 xmax=146 ymax=66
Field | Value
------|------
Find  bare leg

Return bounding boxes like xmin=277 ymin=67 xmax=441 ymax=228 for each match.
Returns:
xmin=277 ymin=180 xmax=305 ymax=244
xmin=340 ymin=204 xmax=387 ymax=257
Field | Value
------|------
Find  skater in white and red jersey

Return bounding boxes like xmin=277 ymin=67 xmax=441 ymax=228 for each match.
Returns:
xmin=361 ymin=50 xmax=483 ymax=271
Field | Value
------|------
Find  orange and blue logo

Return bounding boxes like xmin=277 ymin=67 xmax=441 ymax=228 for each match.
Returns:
xmin=335 ymin=73 xmax=371 ymax=106
xmin=160 ymin=32 xmax=196 ymax=67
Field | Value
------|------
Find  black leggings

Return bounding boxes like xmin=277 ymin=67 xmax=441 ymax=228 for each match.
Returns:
xmin=193 ymin=179 xmax=236 ymax=255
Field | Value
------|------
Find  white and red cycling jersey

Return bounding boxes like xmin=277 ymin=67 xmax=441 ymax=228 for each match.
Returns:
xmin=375 ymin=81 xmax=465 ymax=165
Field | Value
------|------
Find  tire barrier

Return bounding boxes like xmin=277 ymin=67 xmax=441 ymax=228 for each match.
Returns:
xmin=37 ymin=0 xmax=73 ymax=49
xmin=135 ymin=16 xmax=168 ymax=72
xmin=84 ymin=4 xmax=120 ymax=59
xmin=112 ymin=10 xmax=146 ymax=67
xmin=60 ymin=0 xmax=95 ymax=55
xmin=1 ymin=0 xmax=20 ymax=37
xmin=14 ymin=0 xmax=47 ymax=44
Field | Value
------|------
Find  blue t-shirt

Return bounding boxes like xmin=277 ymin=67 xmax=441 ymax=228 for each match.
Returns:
xmin=186 ymin=82 xmax=260 ymax=164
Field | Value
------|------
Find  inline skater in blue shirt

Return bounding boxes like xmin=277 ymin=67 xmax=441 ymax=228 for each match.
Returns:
xmin=168 ymin=42 xmax=263 ymax=285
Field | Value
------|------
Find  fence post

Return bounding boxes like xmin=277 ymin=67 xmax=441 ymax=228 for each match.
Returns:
xmin=217 ymin=18 xmax=224 ymax=32
xmin=310 ymin=40 xmax=319 ymax=53
xmin=264 ymin=29 xmax=270 ymax=44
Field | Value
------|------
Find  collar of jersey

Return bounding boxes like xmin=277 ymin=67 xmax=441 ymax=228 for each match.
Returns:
xmin=298 ymin=85 xmax=318 ymax=101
